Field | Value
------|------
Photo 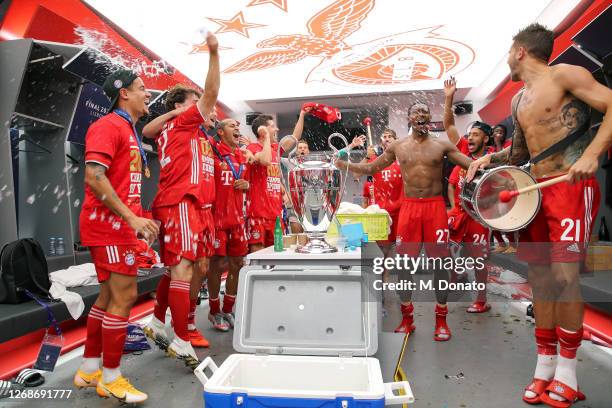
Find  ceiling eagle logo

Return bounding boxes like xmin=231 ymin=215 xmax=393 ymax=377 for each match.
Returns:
xmin=221 ymin=0 xmax=475 ymax=86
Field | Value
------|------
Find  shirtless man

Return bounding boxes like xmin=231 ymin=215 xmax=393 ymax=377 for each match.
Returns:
xmin=467 ymin=24 xmax=612 ymax=406
xmin=337 ymin=102 xmax=472 ymax=341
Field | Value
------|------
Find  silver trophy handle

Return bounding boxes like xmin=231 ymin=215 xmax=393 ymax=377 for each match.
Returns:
xmin=327 ymin=132 xmax=350 ymax=212
xmin=278 ymin=135 xmax=299 ymax=208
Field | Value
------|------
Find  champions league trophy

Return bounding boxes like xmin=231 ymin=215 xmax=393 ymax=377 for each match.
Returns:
xmin=279 ymin=133 xmax=349 ymax=253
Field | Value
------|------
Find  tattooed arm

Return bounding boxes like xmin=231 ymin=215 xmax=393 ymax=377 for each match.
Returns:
xmin=85 ymin=163 xmax=159 ymax=241
xmin=555 ymin=65 xmax=612 ymax=182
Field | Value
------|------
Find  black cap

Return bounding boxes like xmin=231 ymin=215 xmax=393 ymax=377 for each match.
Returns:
xmin=471 ymin=121 xmax=492 ymax=136
xmin=103 ymin=69 xmax=139 ymax=108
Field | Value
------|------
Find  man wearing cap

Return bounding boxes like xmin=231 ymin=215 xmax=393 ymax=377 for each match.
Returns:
xmin=75 ymin=68 xmax=159 ymax=403
xmin=444 ymin=78 xmax=493 ymax=313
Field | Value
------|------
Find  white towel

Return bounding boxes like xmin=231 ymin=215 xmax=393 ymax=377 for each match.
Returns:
xmin=49 ymin=282 xmax=84 ymax=320
xmin=50 ymin=263 xmax=98 ymax=287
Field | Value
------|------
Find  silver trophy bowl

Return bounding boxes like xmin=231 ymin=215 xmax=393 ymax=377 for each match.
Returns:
xmin=279 ymin=133 xmax=348 ymax=253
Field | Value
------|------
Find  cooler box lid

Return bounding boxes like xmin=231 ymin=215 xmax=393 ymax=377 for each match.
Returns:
xmin=233 ymin=266 xmax=378 ymax=356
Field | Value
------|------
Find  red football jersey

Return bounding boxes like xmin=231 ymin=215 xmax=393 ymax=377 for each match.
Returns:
xmin=198 ymin=128 xmax=216 ymax=206
xmin=246 ymin=142 xmax=282 ymax=220
xmin=80 ymin=113 xmax=143 ymax=246
xmin=448 ymin=165 xmax=466 ymax=209
xmin=367 ymin=157 xmax=403 ymax=214
xmin=213 ymin=142 xmax=249 ymax=229
xmin=153 ymin=104 xmax=206 ymax=208
xmin=362 ymin=181 xmax=375 ymax=206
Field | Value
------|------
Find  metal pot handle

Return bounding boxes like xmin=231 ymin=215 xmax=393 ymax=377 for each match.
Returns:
xmin=328 ymin=132 xmax=350 ymax=210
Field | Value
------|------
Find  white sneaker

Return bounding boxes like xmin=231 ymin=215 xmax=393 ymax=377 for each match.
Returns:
xmin=143 ymin=318 xmax=170 ymax=351
xmin=167 ymin=337 xmax=200 ymax=370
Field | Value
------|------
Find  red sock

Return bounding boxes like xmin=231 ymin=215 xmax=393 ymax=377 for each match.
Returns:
xmin=153 ymin=271 xmax=171 ymax=322
xmin=401 ymin=302 xmax=414 ymax=317
xmin=557 ymin=326 xmax=583 ymax=358
xmin=209 ymin=297 xmax=221 ymax=315
xmin=188 ymin=298 xmax=197 ymax=328
xmin=101 ymin=312 xmax=128 ymax=369
xmin=222 ymin=294 xmax=236 ymax=314
xmin=168 ymin=280 xmax=191 ymax=341
xmin=83 ymin=305 xmax=104 ymax=358
xmin=535 ymin=327 xmax=558 ymax=356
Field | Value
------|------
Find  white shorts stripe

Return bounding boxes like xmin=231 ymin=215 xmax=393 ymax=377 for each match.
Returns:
xmin=113 ymin=246 xmax=119 ymax=263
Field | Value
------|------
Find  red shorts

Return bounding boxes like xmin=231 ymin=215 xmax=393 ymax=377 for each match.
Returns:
xmin=214 ymin=225 xmax=248 ymax=257
xmin=247 ymin=217 xmax=281 ymax=247
xmin=198 ymin=206 xmax=216 ymax=259
xmin=89 ymin=245 xmax=138 ymax=282
xmin=517 ymin=177 xmax=600 ymax=264
xmin=396 ymin=196 xmax=449 ymax=257
xmin=378 ymin=211 xmax=400 ymax=245
xmin=153 ymin=198 xmax=203 ymax=266
xmin=448 ymin=207 xmax=489 ymax=257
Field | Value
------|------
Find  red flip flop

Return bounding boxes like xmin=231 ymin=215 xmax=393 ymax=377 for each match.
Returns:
xmin=523 ymin=379 xmax=551 ymax=404
xmin=466 ymin=302 xmax=491 ymax=313
xmin=540 ymin=380 xmax=586 ymax=408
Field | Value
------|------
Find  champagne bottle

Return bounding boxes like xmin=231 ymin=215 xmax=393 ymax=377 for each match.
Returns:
xmin=274 ymin=216 xmax=284 ymax=252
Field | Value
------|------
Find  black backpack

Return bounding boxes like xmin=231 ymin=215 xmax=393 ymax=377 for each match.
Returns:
xmin=0 ymin=239 xmax=53 ymax=304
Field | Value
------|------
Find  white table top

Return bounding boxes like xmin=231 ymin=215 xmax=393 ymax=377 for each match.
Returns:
xmin=247 ymin=245 xmax=362 ymax=261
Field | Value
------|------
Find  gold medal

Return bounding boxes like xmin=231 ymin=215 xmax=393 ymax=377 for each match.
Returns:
xmin=144 ymin=166 xmax=151 ymax=178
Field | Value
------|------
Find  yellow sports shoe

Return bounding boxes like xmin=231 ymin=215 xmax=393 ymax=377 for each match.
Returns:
xmin=96 ymin=376 xmax=148 ymax=403
xmin=73 ymin=369 xmax=101 ymax=389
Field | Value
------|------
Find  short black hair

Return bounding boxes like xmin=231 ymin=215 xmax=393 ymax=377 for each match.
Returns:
xmin=297 ymin=140 xmax=309 ymax=146
xmin=494 ymin=124 xmax=507 ymax=136
xmin=512 ymin=23 xmax=554 ymax=62
xmin=408 ymin=101 xmax=430 ymax=114
xmin=251 ymin=114 xmax=274 ymax=137
xmin=165 ymin=85 xmax=201 ymax=112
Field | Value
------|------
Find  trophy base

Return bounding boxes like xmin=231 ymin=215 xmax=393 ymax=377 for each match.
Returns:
xmin=295 ymin=236 xmax=337 ymax=254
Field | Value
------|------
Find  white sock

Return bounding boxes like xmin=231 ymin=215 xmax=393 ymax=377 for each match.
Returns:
xmin=102 ymin=367 xmax=121 ymax=384
xmin=80 ymin=357 xmax=100 ymax=374
xmin=549 ymin=356 xmax=578 ymax=402
xmin=524 ymin=354 xmax=557 ymax=398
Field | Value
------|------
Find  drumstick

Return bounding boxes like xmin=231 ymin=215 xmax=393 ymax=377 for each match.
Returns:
xmin=363 ymin=117 xmax=373 ymax=146
xmin=499 ymin=174 xmax=569 ymax=203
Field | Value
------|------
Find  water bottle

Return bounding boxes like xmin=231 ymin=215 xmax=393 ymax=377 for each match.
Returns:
xmin=56 ymin=237 xmax=65 ymax=256
xmin=49 ymin=237 xmax=56 ymax=256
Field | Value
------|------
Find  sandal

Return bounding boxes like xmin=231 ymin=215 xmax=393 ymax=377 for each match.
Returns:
xmin=523 ymin=378 xmax=551 ymax=404
xmin=14 ymin=369 xmax=45 ymax=387
xmin=466 ymin=302 xmax=491 ymax=313
xmin=540 ymin=380 xmax=586 ymax=408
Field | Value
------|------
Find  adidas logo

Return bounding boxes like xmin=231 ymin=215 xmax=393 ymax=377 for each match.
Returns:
xmin=567 ymin=243 xmax=581 ymax=253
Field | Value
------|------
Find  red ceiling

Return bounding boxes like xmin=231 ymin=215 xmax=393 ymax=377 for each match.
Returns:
xmin=479 ymin=0 xmax=611 ymax=125
xmin=0 ymin=0 xmax=198 ymax=92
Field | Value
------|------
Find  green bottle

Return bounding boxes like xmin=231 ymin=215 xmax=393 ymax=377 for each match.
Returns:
xmin=274 ymin=216 xmax=284 ymax=252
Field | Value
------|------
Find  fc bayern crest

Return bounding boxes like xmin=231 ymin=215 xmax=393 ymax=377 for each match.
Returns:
xmin=124 ymin=251 xmax=135 ymax=266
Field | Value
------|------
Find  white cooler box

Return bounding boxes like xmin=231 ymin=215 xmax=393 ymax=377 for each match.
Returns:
xmin=195 ymin=266 xmax=414 ymax=408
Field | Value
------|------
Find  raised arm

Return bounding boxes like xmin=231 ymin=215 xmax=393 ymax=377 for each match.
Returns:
xmin=337 ymin=144 xmax=396 ymax=176
xmin=252 ymin=127 xmax=272 ymax=166
xmin=556 ymin=65 xmax=612 ymax=182
xmin=197 ymin=33 xmax=220 ymax=119
xmin=142 ymin=108 xmax=185 ymax=139
xmin=443 ymin=77 xmax=462 ymax=145
xmin=84 ymin=163 xmax=158 ymax=242
xmin=444 ymin=140 xmax=472 ymax=169
xmin=280 ymin=106 xmax=312 ymax=152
